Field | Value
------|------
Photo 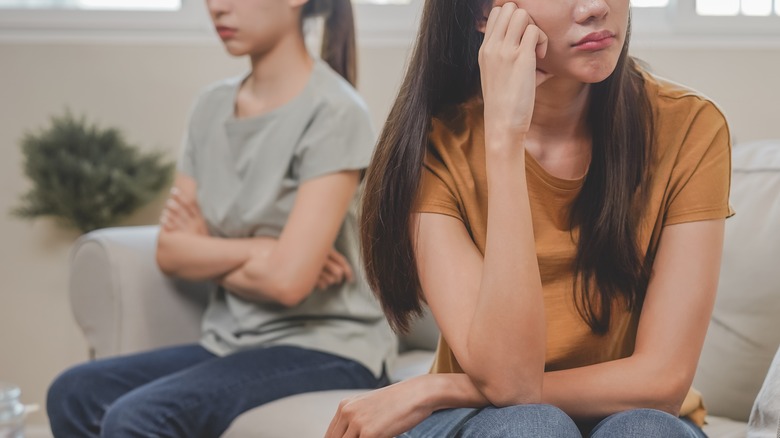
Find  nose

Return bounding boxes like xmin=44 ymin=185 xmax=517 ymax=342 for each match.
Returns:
xmin=205 ymin=0 xmax=229 ymax=18
xmin=574 ymin=0 xmax=610 ymax=24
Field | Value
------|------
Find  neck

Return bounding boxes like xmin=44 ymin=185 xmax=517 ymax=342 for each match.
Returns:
xmin=529 ymin=77 xmax=590 ymax=143
xmin=524 ymin=77 xmax=592 ymax=179
xmin=241 ymin=31 xmax=313 ymax=113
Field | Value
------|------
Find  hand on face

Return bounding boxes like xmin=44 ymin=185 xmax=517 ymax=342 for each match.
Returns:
xmin=479 ymin=3 xmax=552 ymax=144
xmin=160 ymin=187 xmax=210 ymax=236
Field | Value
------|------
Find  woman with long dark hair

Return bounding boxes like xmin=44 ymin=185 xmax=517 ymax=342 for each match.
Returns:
xmin=46 ymin=0 xmax=396 ymax=436
xmin=326 ymin=0 xmax=732 ymax=436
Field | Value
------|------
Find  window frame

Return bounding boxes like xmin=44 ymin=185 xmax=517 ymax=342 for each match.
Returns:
xmin=670 ymin=0 xmax=780 ymax=35
xmin=0 ymin=0 xmax=779 ymax=45
xmin=0 ymin=0 xmax=210 ymax=40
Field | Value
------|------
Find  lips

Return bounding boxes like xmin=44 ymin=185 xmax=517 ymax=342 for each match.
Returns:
xmin=216 ymin=26 xmax=237 ymax=39
xmin=573 ymin=30 xmax=616 ymax=51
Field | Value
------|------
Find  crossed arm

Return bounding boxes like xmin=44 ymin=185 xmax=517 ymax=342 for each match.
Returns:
xmin=155 ymin=171 xmax=359 ymax=307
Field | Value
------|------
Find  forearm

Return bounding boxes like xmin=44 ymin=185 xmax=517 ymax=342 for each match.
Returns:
xmin=466 ymin=144 xmax=546 ymax=404
xmin=422 ymin=356 xmax=684 ymax=419
xmin=156 ymin=231 xmax=259 ymax=281
xmin=219 ymin=247 xmax=286 ymax=305
xmin=219 ymin=240 xmax=319 ymax=307
xmin=542 ymin=355 xmax=687 ymax=420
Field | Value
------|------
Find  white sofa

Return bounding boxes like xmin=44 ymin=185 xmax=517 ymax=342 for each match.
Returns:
xmin=67 ymin=140 xmax=780 ymax=437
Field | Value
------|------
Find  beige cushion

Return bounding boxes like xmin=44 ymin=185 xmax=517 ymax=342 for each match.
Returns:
xmin=693 ymin=140 xmax=780 ymax=421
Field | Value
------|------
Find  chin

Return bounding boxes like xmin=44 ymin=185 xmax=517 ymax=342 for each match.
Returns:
xmin=573 ymin=60 xmax=620 ymax=84
xmin=221 ymin=41 xmax=250 ymax=57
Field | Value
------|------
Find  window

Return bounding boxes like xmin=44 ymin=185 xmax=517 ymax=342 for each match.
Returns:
xmin=696 ymin=0 xmax=779 ymax=16
xmin=1 ymin=0 xmax=777 ymax=44
xmin=0 ymin=0 xmax=180 ymax=10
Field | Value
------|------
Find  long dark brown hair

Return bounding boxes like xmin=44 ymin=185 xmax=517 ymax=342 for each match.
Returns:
xmin=303 ymin=0 xmax=357 ymax=86
xmin=361 ymin=0 xmax=654 ymax=335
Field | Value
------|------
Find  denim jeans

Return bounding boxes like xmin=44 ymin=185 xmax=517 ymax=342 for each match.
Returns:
xmin=401 ymin=405 xmax=708 ymax=438
xmin=47 ymin=344 xmax=386 ymax=438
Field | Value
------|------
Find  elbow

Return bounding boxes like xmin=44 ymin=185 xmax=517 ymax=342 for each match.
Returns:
xmin=634 ymin=356 xmax=693 ymax=416
xmin=273 ymin=283 xmax=310 ymax=308
xmin=466 ymin=364 xmax=544 ymax=407
xmin=651 ymin=378 xmax=690 ymax=416
xmin=243 ymin=268 xmax=311 ymax=308
xmin=155 ymin=236 xmax=177 ymax=277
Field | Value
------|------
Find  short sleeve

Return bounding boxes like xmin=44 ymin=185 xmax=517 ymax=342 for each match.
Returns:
xmin=664 ymin=102 xmax=736 ymax=226
xmin=414 ymin=148 xmax=463 ymax=221
xmin=296 ymin=99 xmax=376 ymax=182
xmin=177 ymin=93 xmax=205 ymax=179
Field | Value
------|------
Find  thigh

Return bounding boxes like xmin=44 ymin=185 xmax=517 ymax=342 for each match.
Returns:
xmin=103 ymin=345 xmax=383 ymax=438
xmin=49 ymin=343 xmax=214 ymax=406
xmin=589 ymin=409 xmax=708 ymax=438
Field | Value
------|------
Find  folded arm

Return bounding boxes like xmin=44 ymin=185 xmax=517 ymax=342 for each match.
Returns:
xmin=156 ymin=174 xmax=264 ymax=280
xmin=156 ymin=171 xmax=359 ymax=305
xmin=218 ymin=170 xmax=359 ymax=306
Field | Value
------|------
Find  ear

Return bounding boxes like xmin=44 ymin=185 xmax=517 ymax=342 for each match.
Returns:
xmin=476 ymin=15 xmax=488 ymax=33
xmin=476 ymin=0 xmax=495 ymax=34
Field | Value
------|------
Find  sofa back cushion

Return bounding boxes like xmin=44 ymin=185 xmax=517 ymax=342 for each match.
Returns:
xmin=693 ymin=140 xmax=780 ymax=421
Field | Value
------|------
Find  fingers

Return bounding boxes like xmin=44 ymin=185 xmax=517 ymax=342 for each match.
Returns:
xmin=504 ymin=8 xmax=531 ymax=48
xmin=170 ymin=187 xmax=200 ymax=219
xmin=517 ymin=23 xmax=548 ymax=61
xmin=322 ymin=258 xmax=345 ymax=286
xmin=328 ymin=250 xmax=354 ymax=283
xmin=162 ymin=199 xmax=185 ymax=230
xmin=325 ymin=400 xmax=349 ymax=438
xmin=316 ymin=251 xmax=355 ymax=290
xmin=482 ymin=4 xmax=502 ymax=41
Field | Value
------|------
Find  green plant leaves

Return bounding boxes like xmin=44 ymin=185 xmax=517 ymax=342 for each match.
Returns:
xmin=12 ymin=110 xmax=175 ymax=233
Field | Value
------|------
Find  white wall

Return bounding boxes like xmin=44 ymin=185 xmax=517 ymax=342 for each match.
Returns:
xmin=0 ymin=39 xmax=778 ymax=429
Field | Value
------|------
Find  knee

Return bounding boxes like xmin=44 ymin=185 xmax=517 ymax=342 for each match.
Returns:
xmin=591 ymin=409 xmax=695 ymax=438
xmin=47 ymin=364 xmax=103 ymax=432
xmin=100 ymin=397 xmax=149 ymax=437
xmin=466 ymin=404 xmax=580 ymax=438
xmin=101 ymin=391 xmax=182 ymax=438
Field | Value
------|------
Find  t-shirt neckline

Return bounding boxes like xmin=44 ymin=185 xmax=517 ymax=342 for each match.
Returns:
xmin=226 ymin=59 xmax=322 ymax=127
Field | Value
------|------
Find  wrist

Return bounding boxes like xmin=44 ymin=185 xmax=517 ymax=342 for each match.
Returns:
xmin=408 ymin=374 xmax=448 ymax=413
xmin=485 ymin=133 xmax=527 ymax=159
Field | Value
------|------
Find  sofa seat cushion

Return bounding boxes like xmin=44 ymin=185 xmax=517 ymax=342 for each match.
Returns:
xmin=222 ymin=351 xmax=436 ymax=437
xmin=702 ymin=416 xmax=748 ymax=438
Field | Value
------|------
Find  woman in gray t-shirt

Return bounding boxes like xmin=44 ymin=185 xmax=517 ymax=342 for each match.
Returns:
xmin=46 ymin=1 xmax=396 ymax=436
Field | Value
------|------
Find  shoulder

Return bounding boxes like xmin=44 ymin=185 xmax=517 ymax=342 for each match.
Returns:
xmin=308 ymin=62 xmax=372 ymax=124
xmin=188 ymin=75 xmax=244 ymax=123
xmin=641 ymin=70 xmax=728 ymax=132
xmin=428 ymin=98 xmax=483 ymax=162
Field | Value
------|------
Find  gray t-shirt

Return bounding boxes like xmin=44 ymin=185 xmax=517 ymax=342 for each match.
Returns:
xmin=178 ymin=60 xmax=396 ymax=377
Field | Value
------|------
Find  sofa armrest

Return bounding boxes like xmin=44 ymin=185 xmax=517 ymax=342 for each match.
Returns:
xmin=69 ymin=226 xmax=210 ymax=359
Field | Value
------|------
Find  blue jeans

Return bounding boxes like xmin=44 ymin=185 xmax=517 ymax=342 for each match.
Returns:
xmin=47 ymin=344 xmax=386 ymax=437
xmin=401 ymin=405 xmax=708 ymax=438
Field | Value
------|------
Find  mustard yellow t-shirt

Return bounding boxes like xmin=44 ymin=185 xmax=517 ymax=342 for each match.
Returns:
xmin=415 ymin=71 xmax=734 ymax=426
